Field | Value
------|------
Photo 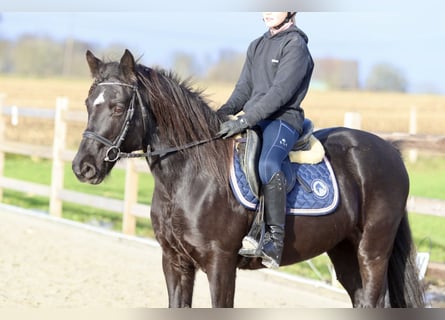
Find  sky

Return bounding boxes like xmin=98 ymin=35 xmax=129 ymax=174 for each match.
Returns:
xmin=1 ymin=5 xmax=445 ymax=94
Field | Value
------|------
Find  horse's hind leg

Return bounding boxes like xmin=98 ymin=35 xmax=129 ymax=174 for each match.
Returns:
xmin=355 ymin=225 xmax=394 ymax=308
xmin=327 ymin=240 xmax=363 ymax=307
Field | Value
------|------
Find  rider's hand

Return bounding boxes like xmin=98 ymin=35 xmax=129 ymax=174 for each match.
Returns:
xmin=218 ymin=117 xmax=250 ymax=139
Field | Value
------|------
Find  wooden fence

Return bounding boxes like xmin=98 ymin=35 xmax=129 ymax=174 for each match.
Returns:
xmin=0 ymin=97 xmax=444 ymax=237
xmin=0 ymin=96 xmax=151 ymax=235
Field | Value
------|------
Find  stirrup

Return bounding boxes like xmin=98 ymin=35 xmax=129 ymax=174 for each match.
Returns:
xmin=242 ymin=235 xmax=259 ymax=250
xmin=239 ymin=196 xmax=266 ymax=258
xmin=238 ymin=236 xmax=262 ymax=257
xmin=238 ymin=236 xmax=260 ymax=256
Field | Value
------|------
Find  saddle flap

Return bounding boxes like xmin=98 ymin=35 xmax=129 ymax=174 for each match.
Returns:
xmin=236 ymin=128 xmax=261 ymax=198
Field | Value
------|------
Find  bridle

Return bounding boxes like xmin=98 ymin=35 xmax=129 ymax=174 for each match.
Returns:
xmin=82 ymin=81 xmax=222 ymax=162
xmin=82 ymin=82 xmax=145 ymax=162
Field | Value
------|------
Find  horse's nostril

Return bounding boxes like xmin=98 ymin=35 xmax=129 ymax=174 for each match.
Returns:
xmin=81 ymin=162 xmax=97 ymax=179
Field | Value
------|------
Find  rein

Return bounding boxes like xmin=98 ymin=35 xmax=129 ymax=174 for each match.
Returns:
xmin=144 ymin=134 xmax=222 ymax=159
xmin=82 ymin=81 xmax=222 ymax=162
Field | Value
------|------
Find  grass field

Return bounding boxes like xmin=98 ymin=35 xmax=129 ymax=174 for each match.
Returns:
xmin=1 ymin=75 xmax=445 ymax=282
xmin=404 ymin=153 xmax=445 ymax=199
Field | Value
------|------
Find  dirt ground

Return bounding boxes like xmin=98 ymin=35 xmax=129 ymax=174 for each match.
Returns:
xmin=0 ymin=204 xmax=351 ymax=308
xmin=0 ymin=204 xmax=443 ymax=308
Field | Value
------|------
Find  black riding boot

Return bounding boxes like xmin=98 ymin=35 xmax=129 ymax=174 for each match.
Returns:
xmin=261 ymin=171 xmax=286 ymax=269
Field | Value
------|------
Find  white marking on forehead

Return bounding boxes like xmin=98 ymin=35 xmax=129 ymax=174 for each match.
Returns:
xmin=93 ymin=91 xmax=105 ymax=106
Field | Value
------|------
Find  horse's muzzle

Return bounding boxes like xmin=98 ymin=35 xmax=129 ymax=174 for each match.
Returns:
xmin=72 ymin=159 xmax=104 ymax=185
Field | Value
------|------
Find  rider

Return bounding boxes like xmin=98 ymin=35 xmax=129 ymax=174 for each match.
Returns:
xmin=217 ymin=12 xmax=314 ymax=268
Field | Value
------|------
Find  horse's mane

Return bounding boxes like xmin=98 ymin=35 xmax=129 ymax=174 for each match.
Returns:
xmin=136 ymin=66 xmax=230 ymax=184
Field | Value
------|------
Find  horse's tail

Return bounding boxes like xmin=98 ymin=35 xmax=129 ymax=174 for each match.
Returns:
xmin=387 ymin=213 xmax=426 ymax=307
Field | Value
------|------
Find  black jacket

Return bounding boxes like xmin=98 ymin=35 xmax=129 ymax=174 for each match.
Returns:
xmin=219 ymin=26 xmax=314 ymax=132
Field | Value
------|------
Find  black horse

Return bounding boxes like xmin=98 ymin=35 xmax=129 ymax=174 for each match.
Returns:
xmin=72 ymin=49 xmax=425 ymax=308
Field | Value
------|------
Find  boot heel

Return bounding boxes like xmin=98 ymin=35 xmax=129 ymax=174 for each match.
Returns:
xmin=261 ymin=255 xmax=279 ymax=269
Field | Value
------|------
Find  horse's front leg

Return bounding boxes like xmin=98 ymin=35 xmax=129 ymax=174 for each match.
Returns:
xmin=205 ymin=252 xmax=238 ymax=307
xmin=162 ymin=251 xmax=196 ymax=308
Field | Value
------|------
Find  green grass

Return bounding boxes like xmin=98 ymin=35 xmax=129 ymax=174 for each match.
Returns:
xmin=281 ymin=254 xmax=333 ymax=283
xmin=2 ymin=154 xmax=156 ymax=238
xmin=409 ymin=212 xmax=445 ymax=261
xmin=1 ymin=153 xmax=445 ymax=283
xmin=404 ymin=152 xmax=445 ymax=200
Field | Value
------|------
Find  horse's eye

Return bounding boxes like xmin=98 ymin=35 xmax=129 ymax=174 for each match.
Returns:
xmin=114 ymin=105 xmax=124 ymax=115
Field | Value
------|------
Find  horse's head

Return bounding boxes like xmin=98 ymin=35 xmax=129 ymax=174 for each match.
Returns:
xmin=72 ymin=49 xmax=146 ymax=184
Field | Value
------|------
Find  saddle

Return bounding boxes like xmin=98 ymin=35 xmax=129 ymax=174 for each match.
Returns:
xmin=235 ymin=119 xmax=325 ymax=198
xmin=233 ymin=119 xmax=333 ymax=258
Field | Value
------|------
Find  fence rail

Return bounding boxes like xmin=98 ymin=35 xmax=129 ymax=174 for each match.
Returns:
xmin=0 ymin=98 xmax=444 ymax=237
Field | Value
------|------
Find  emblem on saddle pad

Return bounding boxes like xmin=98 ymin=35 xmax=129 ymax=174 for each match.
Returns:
xmin=312 ymin=179 xmax=329 ymax=199
xmin=229 ymin=120 xmax=340 ymax=216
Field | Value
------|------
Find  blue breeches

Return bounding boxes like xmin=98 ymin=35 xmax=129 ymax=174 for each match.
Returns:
xmin=258 ymin=120 xmax=300 ymax=184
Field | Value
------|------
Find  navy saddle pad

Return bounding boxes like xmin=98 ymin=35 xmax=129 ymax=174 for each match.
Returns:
xmin=229 ymin=151 xmax=340 ymax=216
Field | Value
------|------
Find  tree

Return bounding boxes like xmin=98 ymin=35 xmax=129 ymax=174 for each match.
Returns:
xmin=205 ymin=49 xmax=245 ymax=83
xmin=0 ymin=40 xmax=13 ymax=73
xmin=13 ymin=35 xmax=65 ymax=76
xmin=171 ymin=51 xmax=200 ymax=80
xmin=312 ymin=58 xmax=359 ymax=90
xmin=365 ymin=63 xmax=408 ymax=92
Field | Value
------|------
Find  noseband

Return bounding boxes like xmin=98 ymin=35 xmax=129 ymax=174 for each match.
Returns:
xmin=82 ymin=82 xmax=145 ymax=162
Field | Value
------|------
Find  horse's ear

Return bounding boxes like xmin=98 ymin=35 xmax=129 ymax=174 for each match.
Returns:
xmin=86 ymin=50 xmax=102 ymax=78
xmin=119 ymin=49 xmax=136 ymax=82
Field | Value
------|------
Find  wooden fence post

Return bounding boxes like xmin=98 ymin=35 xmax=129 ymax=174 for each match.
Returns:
xmin=344 ymin=112 xmax=361 ymax=129
xmin=49 ymin=97 xmax=68 ymax=217
xmin=0 ymin=94 xmax=5 ymax=201
xmin=123 ymin=158 xmax=138 ymax=234
xmin=408 ymin=106 xmax=418 ymax=163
